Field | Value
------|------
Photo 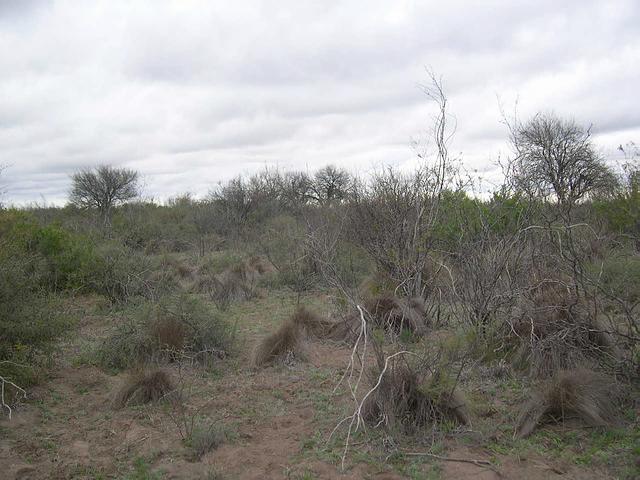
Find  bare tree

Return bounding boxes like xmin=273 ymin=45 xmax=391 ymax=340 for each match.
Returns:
xmin=511 ymin=113 xmax=617 ymax=216
xmin=345 ymin=72 xmax=456 ymax=298
xmin=69 ymin=165 xmax=140 ymax=226
xmin=0 ymin=165 xmax=6 ymax=209
xmin=279 ymin=170 xmax=314 ymax=208
xmin=208 ymin=176 xmax=257 ymax=239
xmin=616 ymin=141 xmax=639 ymax=197
xmin=310 ymin=165 xmax=351 ymax=205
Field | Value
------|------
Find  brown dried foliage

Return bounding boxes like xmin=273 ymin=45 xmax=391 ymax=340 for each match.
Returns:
xmin=251 ymin=305 xmax=355 ymax=367
xmin=365 ymin=295 xmax=427 ymax=335
xmin=515 ymin=369 xmax=620 ymax=438
xmin=251 ymin=320 xmax=305 ymax=367
xmin=112 ymin=368 xmax=174 ymax=409
xmin=362 ymin=361 xmax=471 ymax=431
xmin=511 ymin=280 xmax=620 ymax=377
xmin=150 ymin=316 xmax=186 ymax=352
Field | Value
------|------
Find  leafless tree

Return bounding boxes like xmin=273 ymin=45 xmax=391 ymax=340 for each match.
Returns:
xmin=69 ymin=165 xmax=140 ymax=226
xmin=0 ymin=165 xmax=6 ymax=209
xmin=208 ymin=176 xmax=256 ymax=239
xmin=310 ymin=165 xmax=351 ymax=205
xmin=345 ymin=72 xmax=457 ymax=298
xmin=279 ymin=171 xmax=314 ymax=208
xmin=510 ymin=113 xmax=617 ymax=216
xmin=616 ymin=141 xmax=639 ymax=197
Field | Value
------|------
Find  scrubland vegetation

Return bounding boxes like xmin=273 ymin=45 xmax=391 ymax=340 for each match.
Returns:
xmin=0 ymin=82 xmax=639 ymax=479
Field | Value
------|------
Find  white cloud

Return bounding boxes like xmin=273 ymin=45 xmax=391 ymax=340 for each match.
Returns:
xmin=0 ymin=0 xmax=638 ymax=205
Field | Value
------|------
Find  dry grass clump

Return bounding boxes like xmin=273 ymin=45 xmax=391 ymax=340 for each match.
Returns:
xmin=150 ymin=315 xmax=186 ymax=352
xmin=515 ymin=368 xmax=620 ymax=438
xmin=159 ymin=255 xmax=196 ymax=280
xmin=362 ymin=360 xmax=471 ymax=431
xmin=225 ymin=262 xmax=261 ymax=296
xmin=247 ymin=255 xmax=276 ymax=275
xmin=365 ymin=295 xmax=427 ymax=336
xmin=196 ymin=256 xmax=274 ymax=309
xmin=291 ymin=306 xmax=354 ymax=341
xmin=511 ymin=280 xmax=619 ymax=377
xmin=112 ymin=367 xmax=174 ymax=409
xmin=251 ymin=305 xmax=351 ymax=367
xmin=189 ymin=422 xmax=227 ymax=460
xmin=251 ymin=320 xmax=306 ymax=367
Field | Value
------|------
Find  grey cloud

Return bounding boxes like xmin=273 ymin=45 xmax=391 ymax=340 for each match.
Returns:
xmin=0 ymin=0 xmax=639 ymax=205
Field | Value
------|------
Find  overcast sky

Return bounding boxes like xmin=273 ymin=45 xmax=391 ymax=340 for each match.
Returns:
xmin=1 ymin=0 xmax=639 ymax=205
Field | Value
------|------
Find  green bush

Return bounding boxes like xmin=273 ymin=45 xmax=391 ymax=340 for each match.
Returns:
xmin=87 ymin=242 xmax=150 ymax=303
xmin=259 ymin=215 xmax=319 ymax=291
xmin=595 ymin=254 xmax=640 ymax=302
xmin=0 ymin=225 xmax=74 ymax=389
xmin=594 ymin=193 xmax=640 ymax=235
xmin=197 ymin=251 xmax=245 ymax=276
xmin=87 ymin=242 xmax=181 ymax=304
xmin=111 ymin=202 xmax=198 ymax=253
xmin=1 ymin=211 xmax=96 ymax=291
xmin=95 ymin=295 xmax=232 ymax=371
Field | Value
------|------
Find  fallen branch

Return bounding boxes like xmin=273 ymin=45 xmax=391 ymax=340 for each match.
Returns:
xmin=0 ymin=361 xmax=28 ymax=420
xmin=328 ymin=305 xmax=369 ymax=472
xmin=397 ymin=451 xmax=493 ymax=468
xmin=329 ymin=309 xmax=420 ymax=472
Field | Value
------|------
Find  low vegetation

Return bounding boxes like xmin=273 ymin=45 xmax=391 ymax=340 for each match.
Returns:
xmin=0 ymin=94 xmax=638 ymax=478
xmin=112 ymin=367 xmax=175 ymax=409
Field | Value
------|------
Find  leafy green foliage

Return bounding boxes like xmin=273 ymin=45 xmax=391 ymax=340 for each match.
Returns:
xmin=1 ymin=211 xmax=96 ymax=291
xmin=0 ymin=211 xmax=76 ymax=387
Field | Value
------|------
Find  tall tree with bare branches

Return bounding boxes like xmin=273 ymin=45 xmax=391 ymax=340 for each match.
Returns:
xmin=69 ymin=165 xmax=140 ymax=226
xmin=511 ymin=113 xmax=617 ymax=217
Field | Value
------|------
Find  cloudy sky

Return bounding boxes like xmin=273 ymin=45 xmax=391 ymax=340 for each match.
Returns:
xmin=1 ymin=0 xmax=639 ymax=205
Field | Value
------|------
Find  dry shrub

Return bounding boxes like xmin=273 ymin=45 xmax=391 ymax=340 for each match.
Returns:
xmin=358 ymin=271 xmax=396 ymax=297
xmin=365 ymin=295 xmax=427 ymax=336
xmin=251 ymin=321 xmax=305 ymax=367
xmin=199 ymin=257 xmax=273 ymax=309
xmin=112 ymin=367 xmax=174 ymax=409
xmin=511 ymin=280 xmax=619 ymax=377
xmin=149 ymin=316 xmax=186 ymax=352
xmin=208 ymin=265 xmax=258 ymax=309
xmin=96 ymin=295 xmax=231 ymax=371
xmin=227 ymin=262 xmax=260 ymax=293
xmin=515 ymin=369 xmax=620 ymax=438
xmin=159 ymin=255 xmax=195 ymax=280
xmin=247 ymin=255 xmax=276 ymax=275
xmin=252 ymin=305 xmax=367 ymax=367
xmin=362 ymin=360 xmax=471 ymax=432
xmin=189 ymin=422 xmax=227 ymax=460
xmin=290 ymin=306 xmax=354 ymax=341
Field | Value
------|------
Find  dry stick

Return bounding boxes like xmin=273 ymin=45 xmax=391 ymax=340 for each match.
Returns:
xmin=328 ymin=305 xmax=369 ymax=472
xmin=397 ymin=451 xmax=493 ymax=468
xmin=332 ymin=305 xmax=368 ymax=396
xmin=330 ymin=344 xmax=419 ymax=472
xmin=0 ymin=361 xmax=28 ymax=420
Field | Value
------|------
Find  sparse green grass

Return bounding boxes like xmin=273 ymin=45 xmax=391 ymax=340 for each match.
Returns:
xmin=2 ymin=234 xmax=637 ymax=480
xmin=186 ymin=420 xmax=233 ymax=460
xmin=120 ymin=457 xmax=164 ymax=480
xmin=64 ymin=464 xmax=109 ymax=479
xmin=485 ymin=424 xmax=640 ymax=478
